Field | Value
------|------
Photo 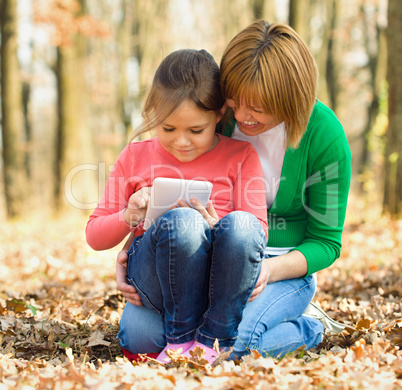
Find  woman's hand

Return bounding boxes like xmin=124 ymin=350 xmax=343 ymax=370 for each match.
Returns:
xmin=116 ymin=249 xmax=142 ymax=306
xmin=124 ymin=187 xmax=151 ymax=227
xmin=248 ymin=258 xmax=270 ymax=302
xmin=178 ymin=199 xmax=219 ymax=229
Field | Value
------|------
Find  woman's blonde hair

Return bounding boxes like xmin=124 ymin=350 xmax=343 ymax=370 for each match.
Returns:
xmin=134 ymin=49 xmax=225 ymax=138
xmin=220 ymin=20 xmax=318 ymax=148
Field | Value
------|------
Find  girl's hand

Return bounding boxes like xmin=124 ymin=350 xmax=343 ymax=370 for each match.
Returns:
xmin=248 ymin=259 xmax=270 ymax=302
xmin=124 ymin=187 xmax=151 ymax=227
xmin=178 ymin=199 xmax=219 ymax=229
xmin=116 ymin=250 xmax=142 ymax=306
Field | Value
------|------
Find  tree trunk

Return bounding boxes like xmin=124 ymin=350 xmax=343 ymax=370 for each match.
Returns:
xmin=131 ymin=0 xmax=170 ymax=139
xmin=251 ymin=0 xmax=275 ymax=21
xmin=313 ymin=0 xmax=332 ymax=106
xmin=384 ymin=0 xmax=402 ymax=217
xmin=289 ymin=0 xmax=310 ymax=42
xmin=55 ymin=11 xmax=95 ymax=212
xmin=118 ymin=0 xmax=134 ymax=140
xmin=325 ymin=0 xmax=339 ymax=112
xmin=359 ymin=4 xmax=387 ymax=193
xmin=134 ymin=0 xmax=170 ymax=102
xmin=0 ymin=0 xmax=27 ymax=218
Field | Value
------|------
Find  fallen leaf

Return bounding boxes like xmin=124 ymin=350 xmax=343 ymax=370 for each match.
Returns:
xmin=6 ymin=300 xmax=27 ymax=314
xmin=87 ymin=329 xmax=111 ymax=347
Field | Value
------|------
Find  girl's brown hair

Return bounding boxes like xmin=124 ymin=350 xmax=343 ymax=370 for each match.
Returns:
xmin=135 ymin=49 xmax=225 ymax=137
xmin=220 ymin=20 xmax=318 ymax=148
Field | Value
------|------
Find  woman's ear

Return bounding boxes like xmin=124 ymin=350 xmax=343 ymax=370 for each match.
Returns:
xmin=216 ymin=103 xmax=227 ymax=123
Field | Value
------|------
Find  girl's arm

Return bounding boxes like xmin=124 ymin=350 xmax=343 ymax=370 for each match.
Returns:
xmin=86 ymin=182 xmax=151 ymax=251
xmin=86 ymin=144 xmax=152 ymax=251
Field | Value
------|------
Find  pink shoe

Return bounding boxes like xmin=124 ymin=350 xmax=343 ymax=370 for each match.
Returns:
xmin=156 ymin=341 xmax=194 ymax=363
xmin=181 ymin=341 xmax=220 ymax=365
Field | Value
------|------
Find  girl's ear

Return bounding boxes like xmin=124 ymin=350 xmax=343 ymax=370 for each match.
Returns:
xmin=216 ymin=103 xmax=227 ymax=123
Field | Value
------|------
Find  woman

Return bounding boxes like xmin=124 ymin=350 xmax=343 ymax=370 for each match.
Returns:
xmin=117 ymin=20 xmax=351 ymax=360
xmin=217 ymin=20 xmax=351 ymax=358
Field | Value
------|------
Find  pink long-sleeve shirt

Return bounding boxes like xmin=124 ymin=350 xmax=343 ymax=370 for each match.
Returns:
xmin=86 ymin=134 xmax=268 ymax=250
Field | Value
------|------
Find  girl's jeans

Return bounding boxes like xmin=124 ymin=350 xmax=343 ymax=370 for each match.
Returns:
xmin=118 ymin=208 xmax=324 ymax=357
xmin=121 ymin=208 xmax=266 ymax=348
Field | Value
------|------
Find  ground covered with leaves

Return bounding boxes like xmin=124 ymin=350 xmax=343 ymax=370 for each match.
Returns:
xmin=0 ymin=203 xmax=401 ymax=389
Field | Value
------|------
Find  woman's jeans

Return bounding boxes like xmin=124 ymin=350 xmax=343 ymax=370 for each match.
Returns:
xmin=230 ymin=271 xmax=323 ymax=359
xmin=120 ymin=208 xmax=266 ymax=348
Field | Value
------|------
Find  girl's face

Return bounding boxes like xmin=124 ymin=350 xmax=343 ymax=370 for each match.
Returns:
xmin=226 ymin=98 xmax=279 ymax=136
xmin=156 ymin=99 xmax=223 ymax=162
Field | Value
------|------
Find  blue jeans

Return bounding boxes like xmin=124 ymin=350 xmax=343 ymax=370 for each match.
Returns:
xmin=118 ymin=209 xmax=324 ymax=357
xmin=120 ymin=208 xmax=266 ymax=348
xmin=230 ymin=269 xmax=323 ymax=359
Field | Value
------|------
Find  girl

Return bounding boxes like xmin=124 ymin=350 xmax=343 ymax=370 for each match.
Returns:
xmin=86 ymin=49 xmax=268 ymax=364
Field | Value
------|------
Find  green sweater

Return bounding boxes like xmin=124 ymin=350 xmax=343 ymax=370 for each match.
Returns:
xmin=222 ymin=100 xmax=352 ymax=276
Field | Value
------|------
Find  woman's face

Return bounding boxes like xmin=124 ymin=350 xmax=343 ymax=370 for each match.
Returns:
xmin=156 ymin=99 xmax=222 ymax=162
xmin=226 ymin=98 xmax=279 ymax=136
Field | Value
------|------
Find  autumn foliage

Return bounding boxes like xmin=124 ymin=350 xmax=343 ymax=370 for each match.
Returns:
xmin=0 ymin=204 xmax=401 ymax=388
xmin=34 ymin=0 xmax=110 ymax=46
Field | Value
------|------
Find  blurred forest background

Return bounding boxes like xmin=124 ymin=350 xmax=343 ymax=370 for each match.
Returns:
xmin=1 ymin=2 xmax=402 ymax=387
xmin=0 ymin=0 xmax=401 ymax=222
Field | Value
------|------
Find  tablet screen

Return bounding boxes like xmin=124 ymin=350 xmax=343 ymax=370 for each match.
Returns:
xmin=143 ymin=178 xmax=213 ymax=230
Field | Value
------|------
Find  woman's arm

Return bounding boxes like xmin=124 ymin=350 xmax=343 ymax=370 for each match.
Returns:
xmin=249 ymin=250 xmax=307 ymax=301
xmin=115 ymin=232 xmax=143 ymax=305
xmin=295 ymin=136 xmax=351 ymax=276
xmin=268 ymin=250 xmax=308 ymax=282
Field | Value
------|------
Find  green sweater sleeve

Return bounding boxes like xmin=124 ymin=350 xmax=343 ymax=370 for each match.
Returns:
xmin=294 ymin=128 xmax=351 ymax=276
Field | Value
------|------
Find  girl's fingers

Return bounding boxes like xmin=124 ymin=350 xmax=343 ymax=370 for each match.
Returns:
xmin=142 ymin=186 xmax=152 ymax=195
xmin=206 ymin=200 xmax=219 ymax=219
xmin=129 ymin=186 xmax=152 ymax=209
xmin=176 ymin=198 xmax=219 ymax=228
xmin=190 ymin=199 xmax=218 ymax=228
xmin=190 ymin=199 xmax=209 ymax=217
xmin=189 ymin=198 xmax=204 ymax=209
xmin=177 ymin=199 xmax=190 ymax=208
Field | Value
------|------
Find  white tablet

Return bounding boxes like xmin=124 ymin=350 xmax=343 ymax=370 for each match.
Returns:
xmin=143 ymin=177 xmax=213 ymax=230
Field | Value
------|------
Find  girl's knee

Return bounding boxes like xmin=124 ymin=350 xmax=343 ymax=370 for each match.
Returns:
xmin=218 ymin=211 xmax=261 ymax=231
xmin=215 ymin=211 xmax=266 ymax=246
xmin=158 ymin=208 xmax=207 ymax=232
xmin=164 ymin=207 xmax=197 ymax=219
xmin=157 ymin=208 xmax=209 ymax=242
